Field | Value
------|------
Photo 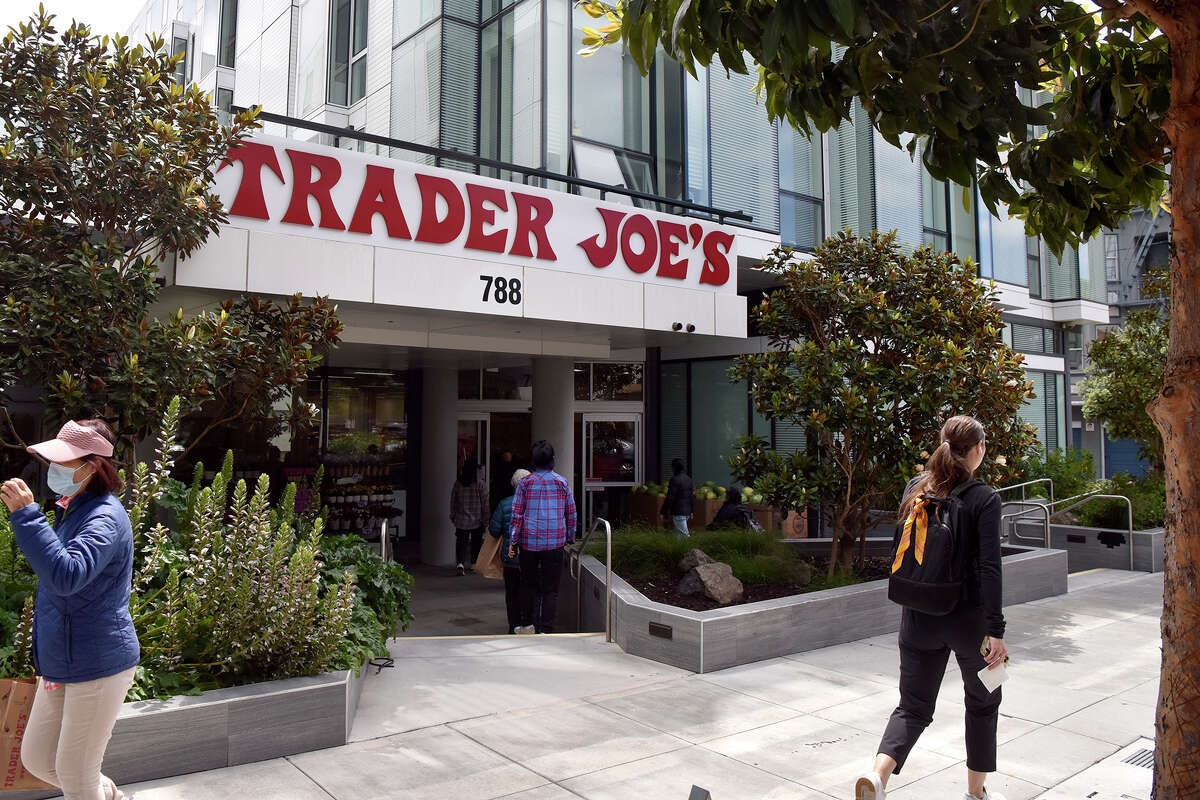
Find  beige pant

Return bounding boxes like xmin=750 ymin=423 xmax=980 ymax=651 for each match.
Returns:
xmin=22 ymin=667 xmax=136 ymax=800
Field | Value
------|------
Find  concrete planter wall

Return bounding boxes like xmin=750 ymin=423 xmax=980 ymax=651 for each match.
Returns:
xmin=564 ymin=543 xmax=1067 ymax=674
xmin=1043 ymin=524 xmax=1164 ymax=573
xmin=10 ymin=666 xmax=368 ymax=800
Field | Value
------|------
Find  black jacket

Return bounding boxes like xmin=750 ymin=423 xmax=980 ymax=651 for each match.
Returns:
xmin=897 ymin=477 xmax=1006 ymax=638
xmin=707 ymin=501 xmax=754 ymax=530
xmin=661 ymin=472 xmax=694 ymax=517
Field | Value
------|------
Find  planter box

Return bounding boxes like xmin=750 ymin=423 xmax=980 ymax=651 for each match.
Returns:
xmin=8 ymin=666 xmax=369 ymax=800
xmin=562 ymin=541 xmax=1067 ymax=674
xmin=629 ymin=493 xmax=663 ymax=526
xmin=1044 ymin=524 xmax=1164 ymax=573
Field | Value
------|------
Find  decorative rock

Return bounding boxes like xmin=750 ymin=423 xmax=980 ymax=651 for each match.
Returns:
xmin=696 ymin=562 xmax=744 ymax=605
xmin=678 ymin=548 xmax=714 ymax=573
xmin=677 ymin=568 xmax=705 ymax=596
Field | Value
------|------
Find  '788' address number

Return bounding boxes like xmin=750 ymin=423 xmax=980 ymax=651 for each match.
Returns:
xmin=480 ymin=275 xmax=522 ymax=304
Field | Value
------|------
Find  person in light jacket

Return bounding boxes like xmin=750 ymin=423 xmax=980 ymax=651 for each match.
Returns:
xmin=488 ymin=468 xmax=532 ymax=634
xmin=0 ymin=419 xmax=140 ymax=800
xmin=450 ymin=456 xmax=488 ymax=576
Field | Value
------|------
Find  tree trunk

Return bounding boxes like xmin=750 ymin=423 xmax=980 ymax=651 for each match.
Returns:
xmin=1148 ymin=19 xmax=1200 ymax=797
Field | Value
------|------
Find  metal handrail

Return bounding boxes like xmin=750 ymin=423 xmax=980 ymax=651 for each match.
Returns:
xmin=996 ymin=478 xmax=1054 ymax=507
xmin=232 ymin=107 xmax=755 ymax=227
xmin=999 ymin=501 xmax=1052 ymax=548
xmin=570 ymin=517 xmax=612 ymax=643
xmin=1000 ymin=489 xmax=1137 ymax=570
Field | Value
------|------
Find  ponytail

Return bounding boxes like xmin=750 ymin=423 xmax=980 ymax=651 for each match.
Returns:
xmin=900 ymin=416 xmax=985 ymax=518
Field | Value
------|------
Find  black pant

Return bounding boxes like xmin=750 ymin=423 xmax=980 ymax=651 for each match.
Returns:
xmin=455 ymin=527 xmax=484 ymax=567
xmin=518 ymin=547 xmax=564 ymax=633
xmin=879 ymin=604 xmax=1002 ymax=774
xmin=503 ymin=566 xmax=528 ymax=631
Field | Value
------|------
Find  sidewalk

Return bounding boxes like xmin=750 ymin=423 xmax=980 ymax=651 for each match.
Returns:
xmin=82 ymin=569 xmax=1162 ymax=799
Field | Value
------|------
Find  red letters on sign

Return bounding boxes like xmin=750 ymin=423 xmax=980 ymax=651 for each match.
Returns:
xmin=464 ymin=183 xmax=509 ymax=253
xmin=577 ymin=208 xmax=627 ymax=268
xmin=509 ymin=192 xmax=557 ymax=261
xmin=414 ymin=174 xmax=467 ymax=244
xmin=699 ymin=230 xmax=734 ymax=286
xmin=348 ymin=165 xmax=412 ymax=239
xmin=620 ymin=214 xmax=658 ymax=274
xmin=281 ymin=149 xmax=347 ymax=230
xmin=655 ymin=220 xmax=689 ymax=280
xmin=218 ymin=141 xmax=284 ymax=220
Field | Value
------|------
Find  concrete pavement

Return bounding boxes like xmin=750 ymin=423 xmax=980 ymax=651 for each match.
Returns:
xmin=69 ymin=568 xmax=1161 ymax=799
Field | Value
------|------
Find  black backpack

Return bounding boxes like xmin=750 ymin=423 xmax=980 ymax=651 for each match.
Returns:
xmin=887 ymin=479 xmax=980 ymax=615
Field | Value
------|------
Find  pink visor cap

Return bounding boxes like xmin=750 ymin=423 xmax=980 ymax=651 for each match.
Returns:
xmin=27 ymin=421 xmax=114 ymax=463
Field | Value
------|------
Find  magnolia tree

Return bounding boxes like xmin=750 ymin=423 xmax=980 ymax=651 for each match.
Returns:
xmin=727 ymin=233 xmax=1037 ymax=573
xmin=0 ymin=12 xmax=341 ymax=465
xmin=1082 ymin=270 xmax=1168 ymax=469
xmin=594 ymin=1 xmax=1198 ymax=790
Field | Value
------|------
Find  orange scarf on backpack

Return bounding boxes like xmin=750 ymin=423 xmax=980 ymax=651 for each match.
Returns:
xmin=892 ymin=499 xmax=930 ymax=573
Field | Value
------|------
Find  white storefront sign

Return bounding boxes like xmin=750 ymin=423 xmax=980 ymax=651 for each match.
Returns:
xmin=179 ymin=135 xmax=747 ymax=335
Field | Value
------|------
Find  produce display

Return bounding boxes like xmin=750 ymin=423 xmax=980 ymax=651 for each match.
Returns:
xmin=633 ymin=480 xmax=763 ymax=505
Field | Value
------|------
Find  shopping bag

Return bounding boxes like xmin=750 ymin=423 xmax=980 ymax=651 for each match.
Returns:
xmin=0 ymin=678 xmax=54 ymax=790
xmin=473 ymin=534 xmax=504 ymax=580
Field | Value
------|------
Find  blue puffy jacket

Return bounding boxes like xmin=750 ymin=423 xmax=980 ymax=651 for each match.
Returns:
xmin=488 ymin=496 xmax=520 ymax=568
xmin=10 ymin=491 xmax=141 ymax=683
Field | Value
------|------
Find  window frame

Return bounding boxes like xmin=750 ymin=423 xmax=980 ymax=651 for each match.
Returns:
xmin=216 ymin=0 xmax=237 ymax=69
xmin=327 ymin=0 xmax=369 ymax=107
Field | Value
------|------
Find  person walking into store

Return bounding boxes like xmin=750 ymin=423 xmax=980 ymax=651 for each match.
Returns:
xmin=854 ymin=415 xmax=1009 ymax=800
xmin=488 ymin=468 xmax=532 ymax=634
xmin=507 ymin=441 xmax=576 ymax=634
xmin=0 ymin=419 xmax=140 ymax=800
xmin=450 ymin=456 xmax=488 ymax=576
xmin=660 ymin=458 xmax=694 ymax=536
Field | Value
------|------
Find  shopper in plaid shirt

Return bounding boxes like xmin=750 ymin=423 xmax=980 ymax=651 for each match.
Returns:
xmin=450 ymin=456 xmax=488 ymax=575
xmin=508 ymin=440 xmax=577 ymax=633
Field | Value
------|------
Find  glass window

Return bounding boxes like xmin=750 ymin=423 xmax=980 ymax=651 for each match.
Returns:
xmin=297 ymin=0 xmax=329 ymax=116
xmin=217 ymin=0 xmax=237 ymax=68
xmin=395 ymin=0 xmax=439 ymax=43
xmin=690 ymin=359 xmax=746 ymax=486
xmin=586 ymin=420 xmax=637 ymax=483
xmin=986 ymin=204 xmax=1031 ymax=286
xmin=171 ymin=36 xmax=188 ymax=84
xmin=458 ymin=369 xmax=481 ymax=400
xmin=660 ymin=363 xmax=687 ymax=481
xmin=483 ymin=365 xmax=533 ymax=400
xmin=1104 ymin=232 xmax=1120 ymax=281
xmin=685 ymin=68 xmax=709 ymax=207
xmin=353 ymin=0 xmax=369 ymax=54
xmin=480 ymin=2 xmax=542 ymax=176
xmin=574 ymin=363 xmax=590 ymax=401
xmin=571 ymin=4 xmax=649 ymax=153
xmin=328 ymin=0 xmax=352 ymax=104
xmin=325 ymin=370 xmax=408 ymax=462
xmin=656 ymin=53 xmax=686 ymax=202
xmin=592 ymin=363 xmax=644 ymax=401
xmin=544 ymin=0 xmax=570 ymax=180
xmin=921 ymin=166 xmax=948 ymax=250
xmin=390 ymin=22 xmax=441 ymax=161
xmin=780 ymin=193 xmax=823 ymax=251
xmin=1027 ymin=236 xmax=1042 ymax=297
xmin=215 ymin=87 xmax=234 ymax=125
xmin=709 ymin=60 xmax=779 ymax=231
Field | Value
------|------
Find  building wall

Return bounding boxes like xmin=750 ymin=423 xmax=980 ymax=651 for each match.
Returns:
xmin=126 ymin=0 xmax=1095 ymax=470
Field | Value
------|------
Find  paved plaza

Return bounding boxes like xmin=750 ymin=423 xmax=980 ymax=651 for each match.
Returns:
xmin=70 ymin=569 xmax=1160 ymax=800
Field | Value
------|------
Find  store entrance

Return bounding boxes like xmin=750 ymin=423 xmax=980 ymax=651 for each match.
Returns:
xmin=457 ymin=412 xmax=533 ymax=507
xmin=576 ymin=413 xmax=642 ymax=532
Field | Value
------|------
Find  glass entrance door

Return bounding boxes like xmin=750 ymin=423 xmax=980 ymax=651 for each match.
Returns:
xmin=580 ymin=413 xmax=642 ymax=530
xmin=457 ymin=413 xmax=489 ymax=491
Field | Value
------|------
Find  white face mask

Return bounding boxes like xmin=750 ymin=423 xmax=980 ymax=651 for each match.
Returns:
xmin=47 ymin=463 xmax=89 ymax=497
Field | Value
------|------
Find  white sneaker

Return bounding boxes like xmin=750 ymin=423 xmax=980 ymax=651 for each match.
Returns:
xmin=855 ymin=772 xmax=884 ymax=800
xmin=964 ymin=792 xmax=1006 ymax=800
xmin=517 ymin=625 xmax=536 ymax=635
xmin=456 ymin=563 xmax=465 ymax=576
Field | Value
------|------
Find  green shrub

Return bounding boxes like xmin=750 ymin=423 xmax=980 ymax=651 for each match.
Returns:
xmin=319 ymin=533 xmax=414 ymax=663
xmin=589 ymin=526 xmax=808 ymax=585
xmin=1021 ymin=446 xmax=1097 ymax=501
xmin=1077 ymin=473 xmax=1166 ymax=530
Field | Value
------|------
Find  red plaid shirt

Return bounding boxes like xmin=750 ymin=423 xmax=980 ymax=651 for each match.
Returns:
xmin=509 ymin=470 xmax=577 ymax=552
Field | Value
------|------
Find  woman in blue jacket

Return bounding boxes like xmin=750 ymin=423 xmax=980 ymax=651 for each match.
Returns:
xmin=489 ymin=468 xmax=531 ymax=634
xmin=1 ymin=419 xmax=140 ymax=800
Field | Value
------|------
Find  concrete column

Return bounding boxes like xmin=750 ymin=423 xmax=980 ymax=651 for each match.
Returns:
xmin=532 ymin=357 xmax=575 ymax=493
xmin=420 ymin=367 xmax=457 ymax=566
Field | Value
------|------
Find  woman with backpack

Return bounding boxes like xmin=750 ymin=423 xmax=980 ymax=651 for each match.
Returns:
xmin=855 ymin=415 xmax=1009 ymax=800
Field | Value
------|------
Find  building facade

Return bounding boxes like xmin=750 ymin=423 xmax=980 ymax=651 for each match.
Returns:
xmin=127 ymin=0 xmax=1110 ymax=562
